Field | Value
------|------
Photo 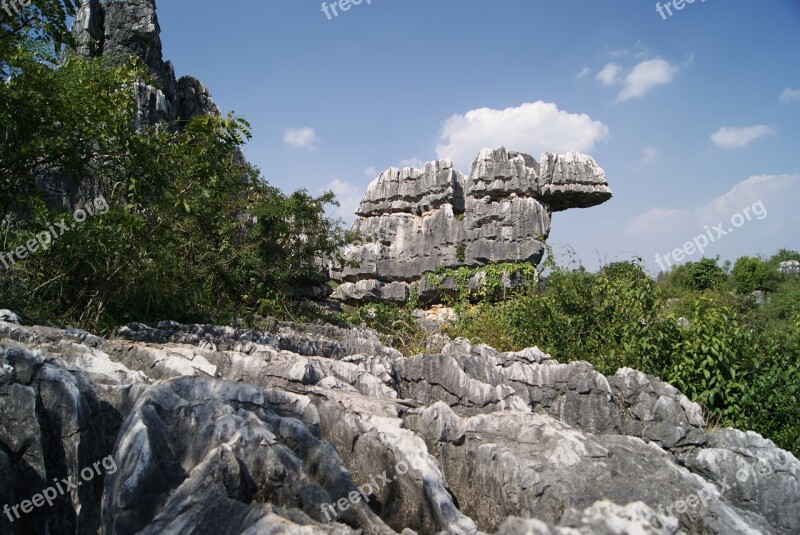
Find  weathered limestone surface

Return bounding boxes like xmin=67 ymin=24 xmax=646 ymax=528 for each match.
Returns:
xmin=1 ymin=316 xmax=797 ymax=534
xmin=331 ymin=148 xmax=611 ymax=304
xmin=30 ymin=1 xmax=225 ymax=212
xmin=778 ymin=260 xmax=800 ymax=275
xmin=72 ymin=0 xmax=221 ymax=130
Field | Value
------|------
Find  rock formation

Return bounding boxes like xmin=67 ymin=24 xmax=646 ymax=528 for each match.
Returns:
xmin=1 ymin=315 xmax=797 ymax=534
xmin=72 ymin=0 xmax=221 ymax=129
xmin=32 ymin=1 xmax=225 ymax=212
xmin=331 ymin=148 xmax=612 ymax=304
xmin=778 ymin=260 xmax=800 ymax=276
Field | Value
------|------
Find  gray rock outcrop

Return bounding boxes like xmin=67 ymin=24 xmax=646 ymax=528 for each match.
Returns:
xmin=331 ymin=148 xmax=611 ymax=304
xmin=2 ymin=315 xmax=797 ymax=534
xmin=778 ymin=260 xmax=800 ymax=275
xmin=29 ymin=1 xmax=225 ymax=212
xmin=72 ymin=0 xmax=221 ymax=130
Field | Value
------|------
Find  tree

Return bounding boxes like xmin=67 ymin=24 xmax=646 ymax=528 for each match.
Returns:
xmin=731 ymin=256 xmax=780 ymax=294
xmin=685 ymin=257 xmax=727 ymax=291
xmin=0 ymin=51 xmax=144 ymax=214
xmin=1 ymin=0 xmax=77 ymax=74
xmin=1 ymin=51 xmax=347 ymax=330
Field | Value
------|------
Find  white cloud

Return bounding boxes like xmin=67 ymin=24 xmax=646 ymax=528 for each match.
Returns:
xmin=626 ymin=207 xmax=689 ymax=234
xmin=324 ymin=179 xmax=363 ymax=225
xmin=607 ymin=42 xmax=649 ymax=59
xmin=710 ymin=125 xmax=773 ymax=149
xmin=617 ymin=58 xmax=678 ymax=101
xmin=435 ymin=101 xmax=610 ymax=172
xmin=398 ymin=158 xmax=425 ymax=169
xmin=596 ymin=63 xmax=622 ymax=86
xmin=577 ymin=66 xmax=591 ymax=79
xmin=626 ymin=174 xmax=799 ymax=271
xmin=695 ymin=174 xmax=798 ymax=224
xmin=283 ymin=127 xmax=320 ymax=149
xmin=364 ymin=166 xmax=379 ymax=178
xmin=780 ymin=88 xmax=800 ymax=103
xmin=638 ymin=146 xmax=659 ymax=165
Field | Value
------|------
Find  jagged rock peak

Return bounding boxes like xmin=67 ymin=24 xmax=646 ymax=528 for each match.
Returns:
xmin=331 ymin=147 xmax=612 ymax=304
xmin=74 ymin=0 xmax=169 ymax=89
xmin=71 ymin=0 xmax=220 ymax=128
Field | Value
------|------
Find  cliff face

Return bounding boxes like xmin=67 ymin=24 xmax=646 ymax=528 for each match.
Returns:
xmin=1 ymin=315 xmax=798 ymax=534
xmin=71 ymin=0 xmax=220 ymax=129
xmin=31 ymin=1 xmax=224 ymax=212
xmin=331 ymin=148 xmax=612 ymax=304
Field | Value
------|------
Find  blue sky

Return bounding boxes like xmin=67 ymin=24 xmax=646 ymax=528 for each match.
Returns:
xmin=156 ymin=0 xmax=799 ymax=272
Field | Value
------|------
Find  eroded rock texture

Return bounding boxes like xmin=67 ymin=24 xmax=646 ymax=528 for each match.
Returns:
xmin=1 ymin=316 xmax=797 ymax=534
xmin=32 ymin=1 xmax=224 ymax=213
xmin=331 ymin=148 xmax=612 ymax=304
xmin=72 ymin=0 xmax=221 ymax=130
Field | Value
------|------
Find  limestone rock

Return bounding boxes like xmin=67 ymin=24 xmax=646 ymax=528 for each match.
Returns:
xmin=497 ymin=501 xmax=682 ymax=534
xmin=2 ymin=318 xmax=797 ymax=534
xmin=40 ymin=1 xmax=226 ymax=213
xmin=778 ymin=260 xmax=800 ymax=275
xmin=0 ymin=341 xmax=116 ymax=534
xmin=537 ymin=151 xmax=612 ymax=211
xmin=71 ymin=0 xmax=220 ymax=129
xmin=71 ymin=0 xmax=104 ymax=57
xmin=0 ymin=310 xmax=20 ymax=324
xmin=177 ymin=76 xmax=222 ymax=123
xmin=331 ymin=148 xmax=611 ymax=304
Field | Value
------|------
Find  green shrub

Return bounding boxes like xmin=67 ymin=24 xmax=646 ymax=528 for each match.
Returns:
xmin=1 ymin=51 xmax=346 ymax=331
xmin=731 ymin=256 xmax=781 ymax=294
xmin=442 ymin=256 xmax=799 ymax=456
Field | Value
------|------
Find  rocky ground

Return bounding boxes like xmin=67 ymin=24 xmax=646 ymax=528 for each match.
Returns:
xmin=0 ymin=313 xmax=798 ymax=534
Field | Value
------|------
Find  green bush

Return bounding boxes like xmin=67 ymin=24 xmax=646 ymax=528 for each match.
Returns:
xmin=442 ymin=257 xmax=799 ymax=456
xmin=339 ymin=302 xmax=431 ymax=356
xmin=731 ymin=256 xmax=781 ymax=294
xmin=686 ymin=257 xmax=728 ymax=291
xmin=1 ymin=50 xmax=346 ymax=331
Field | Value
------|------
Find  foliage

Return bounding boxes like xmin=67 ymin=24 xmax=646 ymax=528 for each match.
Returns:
xmin=0 ymin=51 xmax=145 ymax=214
xmin=1 ymin=51 xmax=346 ymax=331
xmin=448 ymin=259 xmax=679 ymax=376
xmin=423 ymin=261 xmax=536 ymax=305
xmin=666 ymin=299 xmax=751 ymax=420
xmin=685 ymin=257 xmax=728 ymax=291
xmin=2 ymin=24 xmax=798 ymax=460
xmin=438 ymin=256 xmax=800 ymax=456
xmin=658 ymin=257 xmax=728 ymax=296
xmin=731 ymin=256 xmax=782 ymax=294
xmin=338 ymin=302 xmax=432 ymax=356
xmin=1 ymin=0 xmax=77 ymax=75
